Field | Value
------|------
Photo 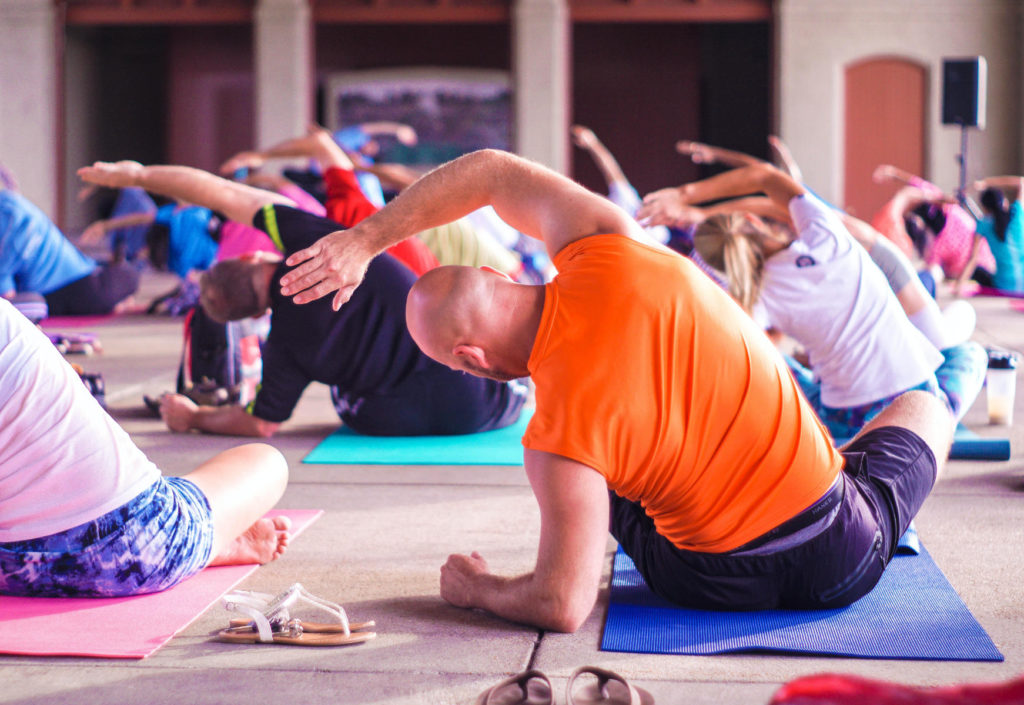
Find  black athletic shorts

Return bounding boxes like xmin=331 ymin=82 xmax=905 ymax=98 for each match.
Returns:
xmin=331 ymin=367 xmax=528 ymax=437
xmin=44 ymin=262 xmax=139 ymax=316
xmin=609 ymin=425 xmax=937 ymax=611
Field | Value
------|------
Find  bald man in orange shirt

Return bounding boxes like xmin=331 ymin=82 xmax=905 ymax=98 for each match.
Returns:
xmin=279 ymin=149 xmax=953 ymax=633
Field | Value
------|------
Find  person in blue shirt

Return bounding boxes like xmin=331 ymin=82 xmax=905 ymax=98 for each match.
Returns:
xmin=962 ymin=176 xmax=1024 ymax=294
xmin=0 ymin=187 xmax=139 ymax=315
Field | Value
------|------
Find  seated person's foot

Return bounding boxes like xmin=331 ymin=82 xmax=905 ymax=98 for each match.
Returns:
xmin=209 ymin=515 xmax=291 ymax=566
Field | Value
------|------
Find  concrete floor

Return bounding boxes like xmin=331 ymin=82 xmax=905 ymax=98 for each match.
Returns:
xmin=2 ymin=270 xmax=1022 ymax=705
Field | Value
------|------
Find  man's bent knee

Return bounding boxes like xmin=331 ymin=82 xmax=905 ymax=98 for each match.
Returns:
xmin=859 ymin=390 xmax=953 ymax=465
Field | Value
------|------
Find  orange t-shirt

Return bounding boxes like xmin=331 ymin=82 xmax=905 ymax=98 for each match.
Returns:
xmin=522 ymin=235 xmax=842 ymax=553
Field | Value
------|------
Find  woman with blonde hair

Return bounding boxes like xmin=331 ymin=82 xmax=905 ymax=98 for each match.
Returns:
xmin=639 ymin=162 xmax=984 ymax=439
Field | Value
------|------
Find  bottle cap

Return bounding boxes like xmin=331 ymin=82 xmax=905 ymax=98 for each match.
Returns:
xmin=987 ymin=350 xmax=1019 ymax=370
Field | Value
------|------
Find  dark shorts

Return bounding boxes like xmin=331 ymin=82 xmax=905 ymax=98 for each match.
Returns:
xmin=331 ymin=364 xmax=528 ymax=436
xmin=609 ymin=425 xmax=937 ymax=611
xmin=0 ymin=477 xmax=214 ymax=598
xmin=44 ymin=262 xmax=140 ymax=315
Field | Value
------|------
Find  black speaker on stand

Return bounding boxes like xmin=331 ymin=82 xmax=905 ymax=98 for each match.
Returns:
xmin=942 ymin=56 xmax=987 ymax=201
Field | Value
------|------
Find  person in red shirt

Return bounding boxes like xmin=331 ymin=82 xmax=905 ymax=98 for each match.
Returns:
xmin=279 ymin=149 xmax=954 ymax=633
xmin=220 ymin=126 xmax=438 ymax=276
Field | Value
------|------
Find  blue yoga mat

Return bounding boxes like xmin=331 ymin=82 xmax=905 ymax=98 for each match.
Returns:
xmin=602 ymin=544 xmax=1003 ymax=661
xmin=303 ymin=410 xmax=532 ymax=465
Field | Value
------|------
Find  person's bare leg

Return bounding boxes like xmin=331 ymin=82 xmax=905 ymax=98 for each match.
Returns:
xmin=182 ymin=443 xmax=290 ymax=566
xmin=845 ymin=390 xmax=954 ymax=479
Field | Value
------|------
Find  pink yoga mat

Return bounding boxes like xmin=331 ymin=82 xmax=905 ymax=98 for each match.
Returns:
xmin=41 ymin=314 xmax=116 ymax=329
xmin=0 ymin=509 xmax=322 ymax=660
xmin=963 ymin=284 xmax=1024 ymax=299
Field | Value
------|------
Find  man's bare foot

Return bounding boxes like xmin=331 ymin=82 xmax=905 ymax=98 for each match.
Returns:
xmin=209 ymin=515 xmax=291 ymax=566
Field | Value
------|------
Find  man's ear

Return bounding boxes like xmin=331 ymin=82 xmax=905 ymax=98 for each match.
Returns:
xmin=479 ymin=265 xmax=514 ymax=282
xmin=241 ymin=250 xmax=282 ymax=264
xmin=452 ymin=343 xmax=490 ymax=370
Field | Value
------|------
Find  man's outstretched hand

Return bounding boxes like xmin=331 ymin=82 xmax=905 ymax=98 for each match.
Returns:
xmin=280 ymin=229 xmax=380 ymax=310
xmin=77 ymin=161 xmax=144 ymax=189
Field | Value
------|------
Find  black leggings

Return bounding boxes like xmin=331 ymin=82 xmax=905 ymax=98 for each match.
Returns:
xmin=331 ymin=361 xmax=527 ymax=436
xmin=44 ymin=263 xmax=140 ymax=316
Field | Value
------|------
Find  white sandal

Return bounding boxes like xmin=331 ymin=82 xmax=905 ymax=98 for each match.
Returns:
xmin=218 ymin=583 xmax=375 ymax=646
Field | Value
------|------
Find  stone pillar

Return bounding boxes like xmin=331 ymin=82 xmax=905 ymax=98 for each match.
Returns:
xmin=513 ymin=0 xmax=570 ymax=174
xmin=254 ymin=0 xmax=313 ymax=150
xmin=0 ymin=0 xmax=59 ymax=218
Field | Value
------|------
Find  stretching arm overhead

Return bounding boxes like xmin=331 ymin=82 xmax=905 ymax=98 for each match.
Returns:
xmin=767 ymin=135 xmax=804 ymax=183
xmin=220 ymin=124 xmax=356 ymax=175
xmin=638 ymin=162 xmax=805 ymax=227
xmin=572 ymin=125 xmax=630 ymax=188
xmin=80 ymin=211 xmax=156 ymax=245
xmin=78 ymin=161 xmax=294 ymax=228
xmin=280 ymin=148 xmax=644 ymax=309
xmin=676 ymin=140 xmax=763 ymax=169
xmin=972 ymin=176 xmax=1024 ymax=199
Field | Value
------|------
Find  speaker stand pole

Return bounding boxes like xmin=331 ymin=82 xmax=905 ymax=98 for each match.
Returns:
xmin=957 ymin=121 xmax=968 ymax=199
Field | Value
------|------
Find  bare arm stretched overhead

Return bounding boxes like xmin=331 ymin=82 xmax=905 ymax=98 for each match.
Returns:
xmin=972 ymin=176 xmax=1024 ymax=200
xmin=571 ymin=125 xmax=630 ymax=188
xmin=638 ymin=162 xmax=805 ymax=228
xmin=220 ymin=124 xmax=355 ymax=175
xmin=280 ymin=148 xmax=644 ymax=309
xmin=80 ymin=211 xmax=156 ymax=245
xmin=675 ymin=140 xmax=763 ymax=169
xmin=78 ymin=161 xmax=294 ymax=227
xmin=767 ymin=135 xmax=803 ymax=183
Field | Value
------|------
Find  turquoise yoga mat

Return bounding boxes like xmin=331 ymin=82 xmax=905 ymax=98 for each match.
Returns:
xmin=303 ymin=410 xmax=532 ymax=465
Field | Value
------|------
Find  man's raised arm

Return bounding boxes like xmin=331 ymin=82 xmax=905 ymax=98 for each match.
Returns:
xmin=77 ymin=161 xmax=294 ymax=227
xmin=279 ymin=149 xmax=643 ymax=310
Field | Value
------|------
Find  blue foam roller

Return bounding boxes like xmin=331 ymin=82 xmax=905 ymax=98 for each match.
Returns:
xmin=836 ymin=429 xmax=1010 ymax=462
xmin=949 ymin=437 xmax=1011 ymax=461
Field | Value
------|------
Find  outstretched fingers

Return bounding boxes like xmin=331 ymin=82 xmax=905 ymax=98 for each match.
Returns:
xmin=279 ymin=253 xmax=359 ymax=309
xmin=77 ymin=160 xmax=143 ymax=189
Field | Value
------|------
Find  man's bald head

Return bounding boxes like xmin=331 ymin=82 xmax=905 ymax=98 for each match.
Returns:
xmin=406 ymin=265 xmax=482 ymax=358
xmin=406 ymin=265 xmax=542 ymax=382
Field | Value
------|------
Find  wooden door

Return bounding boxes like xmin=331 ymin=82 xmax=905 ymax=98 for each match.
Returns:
xmin=844 ymin=58 xmax=926 ymax=218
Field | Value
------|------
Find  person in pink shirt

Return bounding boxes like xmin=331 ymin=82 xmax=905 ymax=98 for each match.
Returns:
xmin=873 ymin=164 xmax=996 ymax=290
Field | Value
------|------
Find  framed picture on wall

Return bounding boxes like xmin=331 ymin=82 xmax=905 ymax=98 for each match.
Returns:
xmin=325 ymin=67 xmax=512 ymax=166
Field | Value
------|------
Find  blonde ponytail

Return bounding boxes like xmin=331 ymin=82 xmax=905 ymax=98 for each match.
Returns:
xmin=694 ymin=213 xmax=766 ymax=314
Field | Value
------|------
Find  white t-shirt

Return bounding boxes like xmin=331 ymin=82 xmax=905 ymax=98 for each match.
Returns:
xmin=0 ymin=299 xmax=160 ymax=542
xmin=761 ymin=193 xmax=943 ymax=408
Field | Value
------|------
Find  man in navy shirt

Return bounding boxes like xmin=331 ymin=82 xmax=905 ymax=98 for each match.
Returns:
xmin=78 ymin=160 xmax=526 ymax=438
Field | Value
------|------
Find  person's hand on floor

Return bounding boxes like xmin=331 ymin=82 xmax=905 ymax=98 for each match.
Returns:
xmin=160 ymin=393 xmax=198 ymax=433
xmin=440 ymin=551 xmax=490 ymax=609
